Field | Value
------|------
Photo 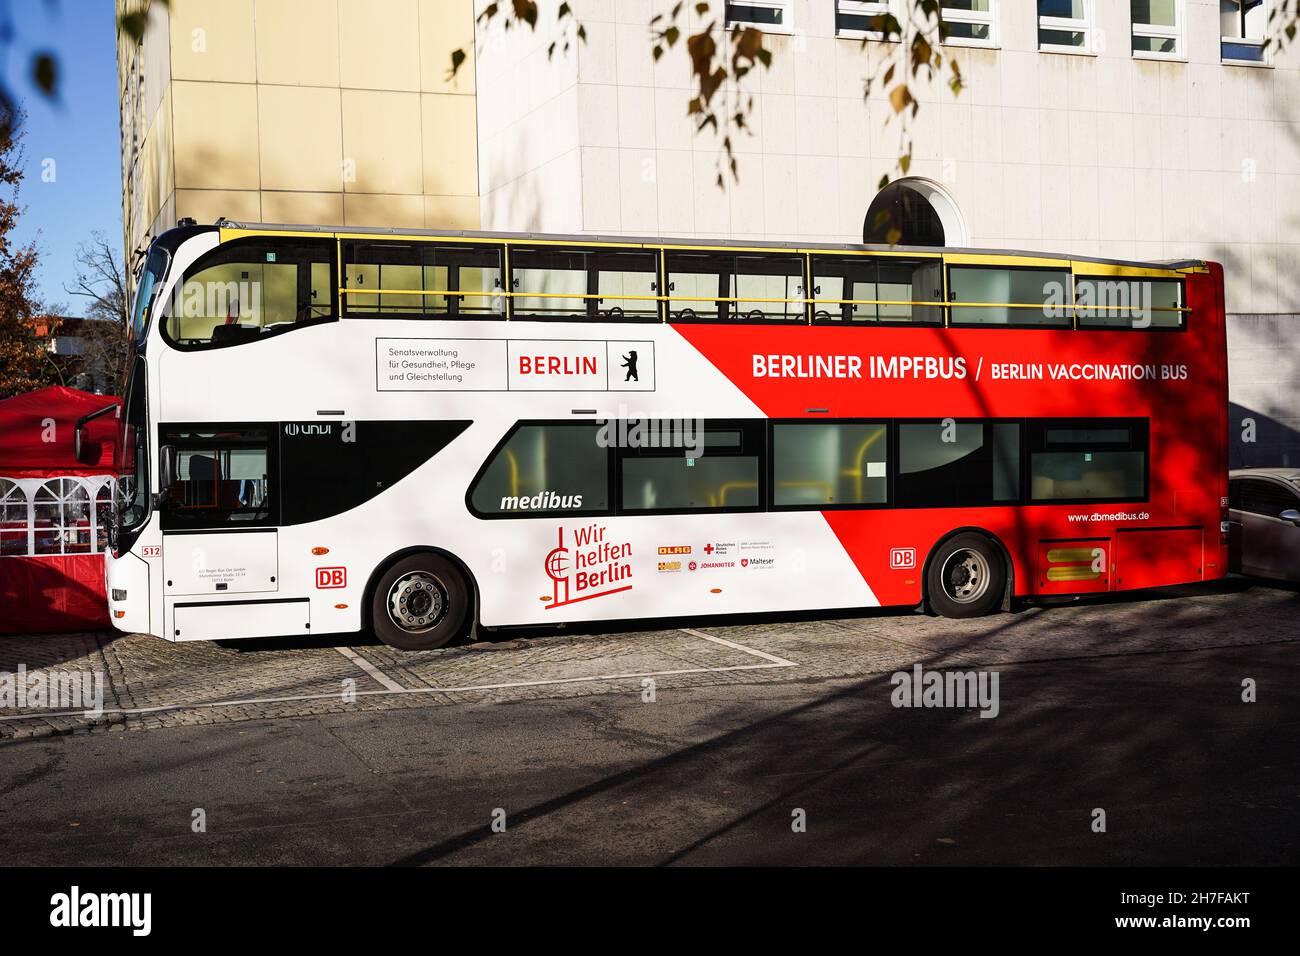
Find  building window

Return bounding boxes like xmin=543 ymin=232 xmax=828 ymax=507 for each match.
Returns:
xmin=1131 ymin=0 xmax=1184 ymax=58
xmin=726 ymin=1 xmax=792 ymax=32
xmin=1221 ymin=0 xmax=1269 ymax=64
xmin=836 ymin=1 xmax=899 ymax=40
xmin=940 ymin=0 xmax=997 ymax=47
xmin=1039 ymin=0 xmax=1095 ymax=53
xmin=772 ymin=422 xmax=889 ymax=508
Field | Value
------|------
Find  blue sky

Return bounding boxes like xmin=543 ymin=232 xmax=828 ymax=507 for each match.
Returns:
xmin=7 ymin=0 xmax=123 ymax=316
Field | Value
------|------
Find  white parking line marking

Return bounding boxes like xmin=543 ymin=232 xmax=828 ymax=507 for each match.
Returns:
xmin=678 ymin=627 xmax=799 ymax=667
xmin=0 ymin=629 xmax=799 ymax=725
xmin=0 ymin=663 xmax=790 ymax=723
xmin=334 ymin=646 xmax=405 ymax=691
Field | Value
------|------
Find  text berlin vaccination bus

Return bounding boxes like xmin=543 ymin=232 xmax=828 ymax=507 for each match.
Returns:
xmin=94 ymin=219 xmax=1228 ymax=650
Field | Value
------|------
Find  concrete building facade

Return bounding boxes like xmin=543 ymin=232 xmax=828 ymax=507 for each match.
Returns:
xmin=116 ymin=0 xmax=481 ymax=261
xmin=118 ymin=0 xmax=1300 ymax=463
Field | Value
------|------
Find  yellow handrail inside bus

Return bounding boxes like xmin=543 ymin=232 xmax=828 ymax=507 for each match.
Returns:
xmin=337 ymin=287 xmax=1188 ymax=313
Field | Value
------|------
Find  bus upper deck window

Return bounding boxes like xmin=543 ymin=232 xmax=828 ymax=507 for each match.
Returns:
xmin=162 ymin=238 xmax=336 ymax=349
xmin=667 ymin=251 xmax=803 ymax=323
xmin=948 ymin=266 xmax=1072 ymax=328
xmin=1075 ymin=277 xmax=1184 ymax=330
xmin=811 ymin=256 xmax=943 ymax=325
xmin=341 ymin=241 xmax=505 ymax=319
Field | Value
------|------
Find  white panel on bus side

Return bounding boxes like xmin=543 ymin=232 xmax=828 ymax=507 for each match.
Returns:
xmin=162 ymin=530 xmax=279 ymax=596
xmin=172 ymin=599 xmax=309 ymax=642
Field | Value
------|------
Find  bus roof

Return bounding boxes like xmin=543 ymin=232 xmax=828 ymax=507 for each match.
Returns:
xmin=210 ymin=219 xmax=1209 ymax=273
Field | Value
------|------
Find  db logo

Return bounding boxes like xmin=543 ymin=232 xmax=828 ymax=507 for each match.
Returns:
xmin=315 ymin=567 xmax=347 ymax=589
xmin=889 ymin=548 xmax=916 ymax=570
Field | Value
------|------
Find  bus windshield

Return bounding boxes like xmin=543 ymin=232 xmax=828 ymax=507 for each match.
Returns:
xmin=130 ymin=246 xmax=169 ymax=348
xmin=112 ymin=355 xmax=151 ymax=555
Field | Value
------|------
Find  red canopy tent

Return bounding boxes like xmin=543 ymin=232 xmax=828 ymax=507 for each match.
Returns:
xmin=0 ymin=386 xmax=121 ymax=634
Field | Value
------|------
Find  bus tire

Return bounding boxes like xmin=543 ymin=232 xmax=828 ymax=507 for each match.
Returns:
xmin=370 ymin=553 xmax=470 ymax=651
xmin=925 ymin=533 xmax=1006 ymax=619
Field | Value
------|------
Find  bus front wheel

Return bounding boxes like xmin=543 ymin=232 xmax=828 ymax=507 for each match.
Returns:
xmin=925 ymin=533 xmax=1006 ymax=619
xmin=370 ymin=553 xmax=469 ymax=651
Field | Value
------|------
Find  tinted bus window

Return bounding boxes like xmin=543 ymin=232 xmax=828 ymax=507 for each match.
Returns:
xmin=1027 ymin=419 xmax=1147 ymax=501
xmin=896 ymin=421 xmax=1021 ymax=507
xmin=342 ymin=241 xmax=504 ymax=318
xmin=470 ymin=424 xmax=610 ymax=517
xmin=772 ymin=422 xmax=888 ymax=507
xmin=811 ymin=256 xmax=943 ymax=325
xmin=619 ymin=421 xmax=763 ymax=512
xmin=158 ymin=426 xmax=276 ymax=529
xmin=163 ymin=239 xmax=336 ymax=348
xmin=948 ymin=266 xmax=1072 ymax=327
xmin=1075 ymin=277 xmax=1184 ymax=329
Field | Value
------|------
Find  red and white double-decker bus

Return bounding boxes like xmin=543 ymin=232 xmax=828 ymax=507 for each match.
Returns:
xmin=98 ymin=221 xmax=1228 ymax=649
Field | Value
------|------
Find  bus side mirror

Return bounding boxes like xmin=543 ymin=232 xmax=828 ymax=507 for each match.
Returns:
xmin=74 ymin=427 xmax=101 ymax=466
xmin=1279 ymin=508 xmax=1300 ymax=526
xmin=158 ymin=445 xmax=176 ymax=492
xmin=74 ymin=403 xmax=119 ymax=465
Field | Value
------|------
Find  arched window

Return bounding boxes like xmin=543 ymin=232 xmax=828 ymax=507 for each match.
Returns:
xmin=94 ymin=478 xmax=114 ymax=553
xmin=0 ymin=479 xmax=31 ymax=557
xmin=34 ymin=478 xmax=92 ymax=555
xmin=863 ymin=178 xmax=967 ymax=248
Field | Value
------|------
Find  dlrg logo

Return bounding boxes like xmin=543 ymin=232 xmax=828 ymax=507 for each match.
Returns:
xmin=316 ymin=567 xmax=346 ymax=589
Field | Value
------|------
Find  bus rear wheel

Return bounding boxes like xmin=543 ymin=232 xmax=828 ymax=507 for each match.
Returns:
xmin=371 ymin=553 xmax=469 ymax=651
xmin=926 ymin=533 xmax=1006 ymax=619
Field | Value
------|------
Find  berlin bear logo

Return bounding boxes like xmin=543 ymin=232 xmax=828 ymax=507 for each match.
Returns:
xmin=621 ymin=350 xmax=639 ymax=382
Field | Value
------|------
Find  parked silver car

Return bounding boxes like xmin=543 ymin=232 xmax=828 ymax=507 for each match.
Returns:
xmin=1228 ymin=468 xmax=1300 ymax=582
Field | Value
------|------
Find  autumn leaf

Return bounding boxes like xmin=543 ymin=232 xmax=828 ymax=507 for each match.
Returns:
xmin=889 ymin=84 xmax=913 ymax=114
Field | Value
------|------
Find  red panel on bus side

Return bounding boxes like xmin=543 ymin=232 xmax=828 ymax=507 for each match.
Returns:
xmin=1034 ymin=538 xmax=1111 ymax=595
xmin=1114 ymin=528 xmax=1204 ymax=591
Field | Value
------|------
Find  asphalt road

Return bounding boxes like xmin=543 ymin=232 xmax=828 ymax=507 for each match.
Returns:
xmin=2 ymin=625 xmax=1296 ymax=865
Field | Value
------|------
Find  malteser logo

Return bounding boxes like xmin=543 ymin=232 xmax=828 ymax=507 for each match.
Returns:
xmin=545 ymin=524 xmax=633 ymax=609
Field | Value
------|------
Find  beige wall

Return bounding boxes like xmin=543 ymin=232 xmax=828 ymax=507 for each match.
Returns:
xmin=118 ymin=0 xmax=481 ymax=264
xmin=475 ymin=0 xmax=1300 ymax=318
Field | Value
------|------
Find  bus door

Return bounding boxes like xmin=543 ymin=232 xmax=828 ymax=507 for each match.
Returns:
xmin=157 ymin=425 xmax=304 ymax=641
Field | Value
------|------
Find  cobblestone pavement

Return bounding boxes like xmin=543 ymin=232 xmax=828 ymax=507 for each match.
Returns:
xmin=2 ymin=578 xmax=1297 ymax=740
